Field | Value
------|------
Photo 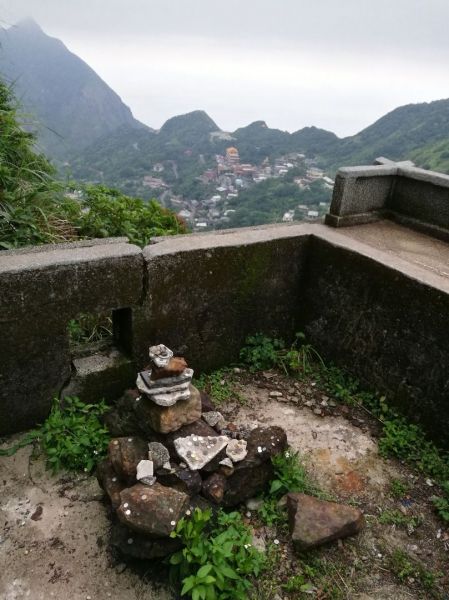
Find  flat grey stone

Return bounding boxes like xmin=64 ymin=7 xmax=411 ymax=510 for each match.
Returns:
xmin=174 ymin=434 xmax=230 ymax=470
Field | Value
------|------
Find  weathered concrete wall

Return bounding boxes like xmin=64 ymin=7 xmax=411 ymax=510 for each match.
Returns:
xmin=326 ymin=164 xmax=449 ymax=242
xmin=0 ymin=239 xmax=143 ymax=433
xmin=303 ymin=234 xmax=449 ymax=446
xmin=135 ymin=225 xmax=312 ymax=371
xmin=326 ymin=166 xmax=396 ymax=227
xmin=1 ymin=221 xmax=449 ymax=448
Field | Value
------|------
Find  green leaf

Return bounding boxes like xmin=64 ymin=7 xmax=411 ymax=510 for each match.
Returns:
xmin=197 ymin=564 xmax=213 ymax=578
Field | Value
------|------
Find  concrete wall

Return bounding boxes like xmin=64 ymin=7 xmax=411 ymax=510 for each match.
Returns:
xmin=326 ymin=163 xmax=449 ymax=242
xmin=0 ymin=239 xmax=143 ymax=433
xmin=302 ymin=234 xmax=449 ymax=446
xmin=1 ymin=222 xmax=449 ymax=447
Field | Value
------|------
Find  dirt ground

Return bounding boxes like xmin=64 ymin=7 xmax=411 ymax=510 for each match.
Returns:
xmin=1 ymin=369 xmax=448 ymax=599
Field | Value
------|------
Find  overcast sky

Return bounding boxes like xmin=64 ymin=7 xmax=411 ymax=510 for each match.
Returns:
xmin=2 ymin=0 xmax=449 ymax=136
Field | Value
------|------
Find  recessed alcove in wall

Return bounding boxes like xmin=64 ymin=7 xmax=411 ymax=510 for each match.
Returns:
xmin=63 ymin=308 xmax=136 ymax=403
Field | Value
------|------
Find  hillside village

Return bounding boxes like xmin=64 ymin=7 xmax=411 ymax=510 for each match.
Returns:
xmin=147 ymin=147 xmax=334 ymax=230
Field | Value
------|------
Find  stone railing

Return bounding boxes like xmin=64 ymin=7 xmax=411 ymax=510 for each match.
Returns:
xmin=2 ymin=183 xmax=449 ymax=446
xmin=326 ymin=160 xmax=449 ymax=242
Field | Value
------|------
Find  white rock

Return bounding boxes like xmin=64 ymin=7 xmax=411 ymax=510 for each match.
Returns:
xmin=149 ymin=344 xmax=173 ymax=367
xmin=269 ymin=391 xmax=283 ymax=398
xmin=174 ymin=434 xmax=230 ymax=470
xmin=136 ymin=459 xmax=154 ymax=481
xmin=226 ymin=439 xmax=248 ymax=463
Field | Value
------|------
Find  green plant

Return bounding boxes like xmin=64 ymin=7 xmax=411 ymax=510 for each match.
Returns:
xmin=270 ymin=449 xmax=323 ymax=498
xmin=39 ymin=396 xmax=110 ymax=472
xmin=257 ymin=497 xmax=286 ymax=527
xmin=378 ymin=509 xmax=422 ymax=530
xmin=389 ymin=478 xmax=410 ymax=499
xmin=278 ymin=332 xmax=325 ymax=378
xmin=389 ymin=549 xmax=438 ymax=590
xmin=75 ymin=184 xmax=187 ymax=247
xmin=68 ymin=313 xmax=113 ymax=347
xmin=169 ymin=508 xmax=265 ymax=600
xmin=195 ymin=369 xmax=243 ymax=406
xmin=432 ymin=481 xmax=449 ymax=522
xmin=0 ymin=396 xmax=110 ymax=472
xmin=240 ymin=333 xmax=285 ymax=371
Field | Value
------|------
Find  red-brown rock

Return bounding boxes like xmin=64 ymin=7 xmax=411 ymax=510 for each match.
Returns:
xmin=108 ymin=436 xmax=148 ymax=484
xmin=117 ymin=483 xmax=189 ymax=538
xmin=151 ymin=357 xmax=188 ymax=380
xmin=286 ymin=493 xmax=365 ymax=550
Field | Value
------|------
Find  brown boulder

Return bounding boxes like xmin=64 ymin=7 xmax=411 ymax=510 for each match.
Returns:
xmin=108 ymin=436 xmax=148 ymax=484
xmin=286 ymin=493 xmax=365 ymax=550
xmin=245 ymin=426 xmax=287 ymax=465
xmin=220 ymin=426 xmax=286 ymax=506
xmin=134 ymin=384 xmax=202 ymax=434
xmin=96 ymin=458 xmax=126 ymax=509
xmin=117 ymin=483 xmax=189 ymax=538
xmin=222 ymin=459 xmax=273 ymax=507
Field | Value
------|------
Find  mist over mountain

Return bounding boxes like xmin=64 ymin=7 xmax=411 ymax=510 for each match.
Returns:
xmin=2 ymin=18 xmax=449 ymax=185
xmin=0 ymin=18 xmax=144 ymax=160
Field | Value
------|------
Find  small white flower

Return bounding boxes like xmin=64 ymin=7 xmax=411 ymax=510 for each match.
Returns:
xmin=273 ymin=539 xmax=280 ymax=545
xmin=186 ymin=510 xmax=191 ymax=516
xmin=285 ymin=451 xmax=290 ymax=458
xmin=170 ymin=520 xmax=176 ymax=526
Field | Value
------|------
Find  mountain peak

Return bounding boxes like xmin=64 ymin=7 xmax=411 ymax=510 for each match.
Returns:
xmin=12 ymin=18 xmax=44 ymax=34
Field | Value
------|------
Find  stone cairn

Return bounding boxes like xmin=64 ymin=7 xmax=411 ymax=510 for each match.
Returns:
xmin=97 ymin=344 xmax=288 ymax=560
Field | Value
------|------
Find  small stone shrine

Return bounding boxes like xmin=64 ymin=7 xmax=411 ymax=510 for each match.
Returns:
xmin=97 ymin=344 xmax=288 ymax=560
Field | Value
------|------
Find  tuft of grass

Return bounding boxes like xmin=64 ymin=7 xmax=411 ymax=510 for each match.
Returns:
xmin=378 ymin=509 xmax=422 ymax=530
xmin=389 ymin=549 xmax=439 ymax=591
xmin=195 ymin=368 xmax=244 ymax=406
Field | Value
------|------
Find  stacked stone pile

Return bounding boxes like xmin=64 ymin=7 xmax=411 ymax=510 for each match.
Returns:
xmin=97 ymin=344 xmax=287 ymax=559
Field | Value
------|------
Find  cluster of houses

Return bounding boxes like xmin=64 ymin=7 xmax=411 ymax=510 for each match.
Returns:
xmin=142 ymin=148 xmax=334 ymax=230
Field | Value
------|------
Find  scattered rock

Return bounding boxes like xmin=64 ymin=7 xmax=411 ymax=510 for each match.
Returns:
xmin=96 ymin=458 xmax=127 ymax=509
xmin=147 ymin=442 xmax=170 ymax=469
xmin=202 ymin=472 xmax=227 ymax=504
xmin=226 ymin=439 xmax=248 ymax=463
xmin=108 ymin=437 xmax=148 ymax=483
xmin=202 ymin=411 xmax=226 ymax=430
xmin=174 ymin=434 xmax=230 ymax=470
xmin=251 ymin=534 xmax=266 ymax=553
xmin=134 ymin=384 xmax=202 ymax=434
xmin=117 ymin=483 xmax=189 ymax=538
xmin=286 ymin=493 xmax=365 ymax=551
xmin=269 ymin=391 xmax=283 ymax=398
